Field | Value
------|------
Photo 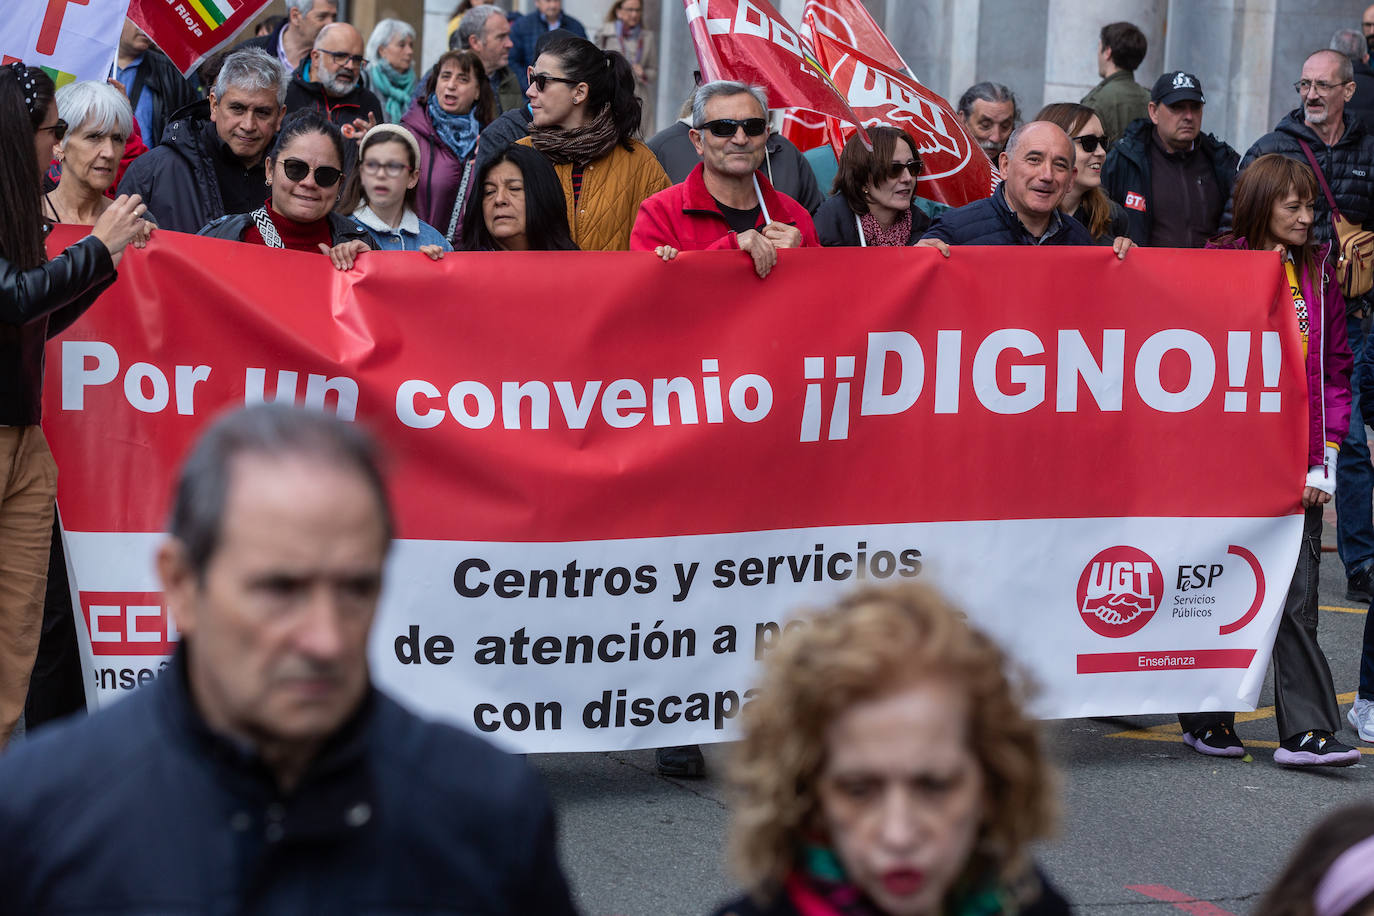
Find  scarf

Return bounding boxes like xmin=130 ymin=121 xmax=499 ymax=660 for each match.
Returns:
xmin=529 ymin=105 xmax=621 ymax=165
xmin=859 ymin=206 xmax=912 ymax=247
xmin=427 ymin=94 xmax=480 ymax=161
xmin=788 ymin=845 xmax=1018 ymax=916
xmin=370 ymin=60 xmax=416 ymax=124
xmin=247 ymin=203 xmax=333 ymax=253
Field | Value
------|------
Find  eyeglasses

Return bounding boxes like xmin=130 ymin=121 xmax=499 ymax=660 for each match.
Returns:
xmin=527 ymin=69 xmax=581 ymax=92
xmin=1074 ymin=133 xmax=1109 ymax=153
xmin=886 ymin=159 xmax=921 ymax=179
xmin=1294 ymin=79 xmax=1352 ymax=94
xmin=37 ymin=118 xmax=67 ymax=142
xmin=362 ymin=159 xmax=411 ymax=177
xmin=280 ymin=157 xmax=343 ymax=188
xmin=695 ymin=117 xmax=768 ymax=138
xmin=317 ymin=49 xmax=368 ymax=68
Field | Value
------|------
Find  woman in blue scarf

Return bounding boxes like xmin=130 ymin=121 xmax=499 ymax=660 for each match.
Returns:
xmin=400 ymin=49 xmax=498 ymax=243
xmin=365 ymin=19 xmax=417 ymax=124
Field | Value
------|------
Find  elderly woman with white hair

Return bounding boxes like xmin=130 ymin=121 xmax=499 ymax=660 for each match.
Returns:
xmin=43 ymin=80 xmax=153 ymax=244
xmin=366 ymin=18 xmax=417 ymax=123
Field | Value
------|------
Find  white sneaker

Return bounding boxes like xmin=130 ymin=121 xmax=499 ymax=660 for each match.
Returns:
xmin=1348 ymin=697 xmax=1374 ymax=743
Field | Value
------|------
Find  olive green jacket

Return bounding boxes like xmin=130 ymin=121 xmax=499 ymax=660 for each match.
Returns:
xmin=1081 ymin=70 xmax=1151 ymax=145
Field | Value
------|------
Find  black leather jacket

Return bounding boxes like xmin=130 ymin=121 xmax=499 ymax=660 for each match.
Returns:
xmin=0 ymin=234 xmax=116 ymax=425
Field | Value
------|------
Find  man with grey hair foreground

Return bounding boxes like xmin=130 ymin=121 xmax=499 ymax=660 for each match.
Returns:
xmin=632 ymin=80 xmax=818 ymax=282
xmin=957 ymin=80 xmax=1018 ymax=159
xmin=118 ymin=48 xmax=287 ymax=233
xmin=0 ymin=405 xmax=580 ymax=914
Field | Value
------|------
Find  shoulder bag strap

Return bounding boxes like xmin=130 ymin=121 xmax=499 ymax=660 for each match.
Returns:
xmin=1296 ymin=138 xmax=1343 ymax=226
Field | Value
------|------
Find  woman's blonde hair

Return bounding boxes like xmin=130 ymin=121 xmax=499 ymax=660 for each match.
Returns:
xmin=728 ymin=584 xmax=1055 ymax=901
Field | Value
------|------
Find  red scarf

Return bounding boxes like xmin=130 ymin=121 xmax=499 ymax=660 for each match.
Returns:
xmin=242 ymin=201 xmax=334 ymax=253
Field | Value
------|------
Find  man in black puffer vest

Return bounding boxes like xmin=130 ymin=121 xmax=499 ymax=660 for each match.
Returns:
xmin=1223 ymin=49 xmax=1374 ymax=610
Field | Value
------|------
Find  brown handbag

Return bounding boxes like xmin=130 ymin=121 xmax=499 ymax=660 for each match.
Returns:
xmin=1298 ymin=139 xmax=1374 ymax=298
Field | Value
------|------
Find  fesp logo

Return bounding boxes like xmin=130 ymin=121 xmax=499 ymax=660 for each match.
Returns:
xmin=1077 ymin=546 xmax=1163 ymax=638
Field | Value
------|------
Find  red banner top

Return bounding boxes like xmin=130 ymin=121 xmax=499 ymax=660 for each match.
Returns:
xmin=43 ymin=228 xmax=1303 ymax=543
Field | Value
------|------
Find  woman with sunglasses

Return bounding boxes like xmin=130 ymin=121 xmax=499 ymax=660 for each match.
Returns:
xmin=0 ymin=62 xmax=147 ymax=749
xmin=1175 ymin=153 xmax=1357 ymax=767
xmin=401 ymin=49 xmax=498 ymax=243
xmin=517 ymin=32 xmax=669 ymax=250
xmin=814 ymin=127 xmax=931 ymax=247
xmin=199 ymin=110 xmax=374 ymax=269
xmin=1035 ymin=103 xmax=1130 ymax=246
xmin=338 ymin=123 xmax=450 ymax=257
xmin=43 ymin=81 xmax=154 ymax=247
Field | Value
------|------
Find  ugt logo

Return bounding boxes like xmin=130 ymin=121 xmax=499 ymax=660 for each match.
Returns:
xmin=1076 ymin=546 xmax=1163 ymax=638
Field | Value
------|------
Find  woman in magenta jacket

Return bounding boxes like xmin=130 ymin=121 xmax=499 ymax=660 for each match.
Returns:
xmin=1179 ymin=153 xmax=1355 ymax=767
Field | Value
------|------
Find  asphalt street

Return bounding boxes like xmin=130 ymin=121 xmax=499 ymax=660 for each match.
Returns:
xmin=530 ymin=507 xmax=1374 ymax=916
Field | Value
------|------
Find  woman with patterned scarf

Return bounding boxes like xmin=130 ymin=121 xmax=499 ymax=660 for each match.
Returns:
xmin=713 ymin=584 xmax=1070 ymax=916
xmin=517 ymin=32 xmax=668 ymax=250
xmin=365 ymin=19 xmax=418 ymax=124
xmin=401 ymin=49 xmax=498 ymax=243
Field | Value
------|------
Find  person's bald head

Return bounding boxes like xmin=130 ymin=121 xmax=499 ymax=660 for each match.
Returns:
xmin=311 ymin=23 xmax=365 ymax=97
xmin=1364 ymin=5 xmax=1374 ymax=37
xmin=1299 ymin=49 xmax=1356 ymax=129
xmin=997 ymin=121 xmax=1075 ymax=220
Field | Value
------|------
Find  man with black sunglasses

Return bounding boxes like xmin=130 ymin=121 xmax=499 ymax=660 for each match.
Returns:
xmin=632 ymin=80 xmax=818 ymax=284
xmin=285 ymin=23 xmax=383 ymax=151
xmin=1101 ymin=71 xmax=1238 ymax=248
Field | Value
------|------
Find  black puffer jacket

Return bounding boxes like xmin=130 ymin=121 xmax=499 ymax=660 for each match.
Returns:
xmin=1222 ymin=110 xmax=1374 ymax=248
xmin=0 ymin=235 xmax=116 ymax=425
xmin=1102 ymin=117 xmax=1239 ymax=245
xmin=126 ymin=47 xmax=197 ymax=145
xmin=116 ymin=100 xmax=231 ymax=234
xmin=921 ymin=183 xmax=1094 ymax=246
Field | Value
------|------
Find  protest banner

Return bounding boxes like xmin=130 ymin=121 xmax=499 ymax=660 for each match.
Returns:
xmin=1 ymin=0 xmax=130 ymax=87
xmin=44 ymin=226 xmax=1305 ymax=753
xmin=126 ymin=0 xmax=271 ymax=75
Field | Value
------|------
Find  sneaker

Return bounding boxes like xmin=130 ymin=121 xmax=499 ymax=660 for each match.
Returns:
xmin=1346 ymin=564 xmax=1374 ymax=603
xmin=1273 ymin=730 xmax=1362 ymax=767
xmin=1348 ymin=698 xmax=1374 ymax=743
xmin=655 ymin=744 xmax=706 ymax=778
xmin=1182 ymin=721 xmax=1245 ymax=758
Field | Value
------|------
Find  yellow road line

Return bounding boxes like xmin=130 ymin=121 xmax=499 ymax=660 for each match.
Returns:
xmin=1105 ymin=691 xmax=1368 ymax=752
xmin=1320 ymin=604 xmax=1368 ymax=614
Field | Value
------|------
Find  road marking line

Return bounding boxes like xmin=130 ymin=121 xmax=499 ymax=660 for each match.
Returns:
xmin=1106 ymin=692 xmax=1373 ymax=754
xmin=1126 ymin=884 xmax=1240 ymax=916
xmin=1320 ymin=604 xmax=1368 ymax=614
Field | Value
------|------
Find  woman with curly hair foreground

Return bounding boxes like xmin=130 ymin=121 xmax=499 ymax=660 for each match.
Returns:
xmin=714 ymin=585 xmax=1068 ymax=916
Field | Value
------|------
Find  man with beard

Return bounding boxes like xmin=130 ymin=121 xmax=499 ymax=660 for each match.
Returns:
xmin=285 ymin=23 xmax=383 ymax=145
xmin=957 ymin=81 xmax=1018 ymax=161
xmin=1221 ymin=48 xmax=1374 ymax=620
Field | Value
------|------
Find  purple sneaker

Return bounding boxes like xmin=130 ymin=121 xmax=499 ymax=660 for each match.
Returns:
xmin=1273 ymin=730 xmax=1361 ymax=767
xmin=1182 ymin=722 xmax=1245 ymax=758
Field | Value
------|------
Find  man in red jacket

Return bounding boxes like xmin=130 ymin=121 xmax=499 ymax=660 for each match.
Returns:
xmin=631 ymin=80 xmax=818 ymax=278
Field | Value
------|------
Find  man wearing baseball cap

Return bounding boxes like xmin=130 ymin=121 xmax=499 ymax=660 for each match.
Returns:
xmin=1101 ymin=70 xmax=1238 ymax=247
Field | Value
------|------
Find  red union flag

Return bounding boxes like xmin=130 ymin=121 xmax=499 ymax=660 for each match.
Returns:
xmin=127 ymin=0 xmax=271 ymax=76
xmin=683 ymin=0 xmax=869 ymax=136
xmin=802 ymin=0 xmax=906 ymax=73
xmin=811 ymin=28 xmax=994 ymax=207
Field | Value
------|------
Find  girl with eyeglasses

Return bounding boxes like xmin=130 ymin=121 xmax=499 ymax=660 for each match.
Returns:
xmin=401 ymin=49 xmax=499 ymax=245
xmin=1035 ymin=103 xmax=1131 ymax=246
xmin=517 ymin=33 xmax=669 ymax=250
xmin=814 ymin=127 xmax=932 ymax=247
xmin=337 ymin=123 xmax=450 ymax=257
xmin=0 ymin=63 xmax=148 ymax=749
xmin=199 ymin=110 xmax=375 ymax=269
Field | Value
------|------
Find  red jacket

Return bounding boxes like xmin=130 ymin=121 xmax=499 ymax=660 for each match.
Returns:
xmin=631 ymin=162 xmax=819 ymax=251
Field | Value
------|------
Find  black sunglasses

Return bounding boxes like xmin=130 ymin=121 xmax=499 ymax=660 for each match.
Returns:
xmin=527 ymin=70 xmax=581 ymax=92
xmin=1074 ymin=133 xmax=1109 ymax=153
xmin=696 ymin=117 xmax=768 ymax=138
xmin=886 ymin=159 xmax=921 ymax=180
xmin=280 ymin=157 xmax=343 ymax=188
xmin=38 ymin=118 xmax=67 ymax=142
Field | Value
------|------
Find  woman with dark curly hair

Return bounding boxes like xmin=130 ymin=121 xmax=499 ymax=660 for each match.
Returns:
xmin=1254 ymin=804 xmax=1374 ymax=916
xmin=714 ymin=584 xmax=1066 ymax=916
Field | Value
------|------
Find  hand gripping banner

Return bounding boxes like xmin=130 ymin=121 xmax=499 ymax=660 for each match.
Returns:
xmin=44 ymin=227 xmax=1305 ymax=752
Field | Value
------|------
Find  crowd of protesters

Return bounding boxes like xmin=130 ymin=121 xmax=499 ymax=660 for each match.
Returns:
xmin=6 ymin=2 xmax=1374 ymax=913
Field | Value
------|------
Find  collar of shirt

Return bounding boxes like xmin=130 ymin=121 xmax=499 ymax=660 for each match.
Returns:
xmin=353 ymin=204 xmax=419 ymax=235
xmin=995 ymin=183 xmax=1064 ymax=243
